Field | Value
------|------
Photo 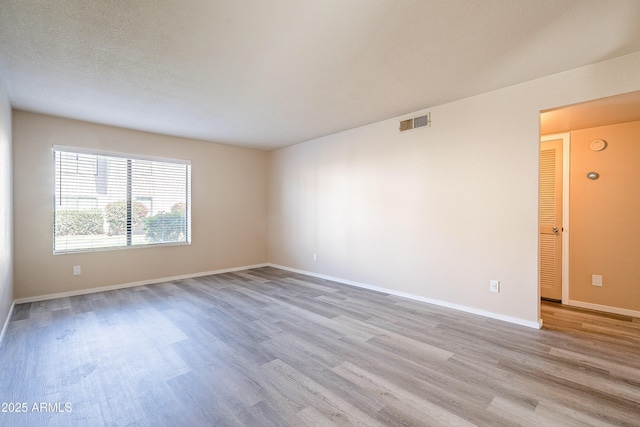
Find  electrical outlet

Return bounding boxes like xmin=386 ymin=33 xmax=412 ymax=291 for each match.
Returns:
xmin=313 ymin=253 xmax=317 ymax=262
xmin=490 ymin=280 xmax=500 ymax=293
xmin=592 ymin=274 xmax=603 ymax=287
xmin=73 ymin=265 xmax=81 ymax=276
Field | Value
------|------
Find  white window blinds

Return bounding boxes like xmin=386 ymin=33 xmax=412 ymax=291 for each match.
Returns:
xmin=53 ymin=146 xmax=191 ymax=253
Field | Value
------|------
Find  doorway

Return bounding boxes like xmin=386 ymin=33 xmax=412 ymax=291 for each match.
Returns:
xmin=539 ymin=90 xmax=640 ymax=318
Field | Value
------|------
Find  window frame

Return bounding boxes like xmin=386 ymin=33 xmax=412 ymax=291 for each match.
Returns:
xmin=52 ymin=145 xmax=192 ymax=254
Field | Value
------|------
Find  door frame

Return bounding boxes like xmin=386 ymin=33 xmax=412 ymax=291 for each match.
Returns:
xmin=540 ymin=132 xmax=570 ymax=304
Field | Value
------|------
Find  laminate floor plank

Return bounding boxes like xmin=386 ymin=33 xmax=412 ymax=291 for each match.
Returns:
xmin=1 ymin=267 xmax=639 ymax=426
xmin=449 ymin=348 xmax=639 ymax=427
xmin=260 ymin=338 xmax=388 ymax=417
xmin=9 ymin=303 xmax=31 ymax=321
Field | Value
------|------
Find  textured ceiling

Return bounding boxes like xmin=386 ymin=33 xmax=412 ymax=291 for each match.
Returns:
xmin=1 ymin=0 xmax=640 ymax=150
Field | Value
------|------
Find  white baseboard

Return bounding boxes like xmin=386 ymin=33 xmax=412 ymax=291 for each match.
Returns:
xmin=269 ymin=264 xmax=543 ymax=329
xmin=0 ymin=300 xmax=15 ymax=348
xmin=6 ymin=262 xmax=543 ymax=335
xmin=569 ymin=300 xmax=640 ymax=318
xmin=13 ymin=263 xmax=269 ymax=304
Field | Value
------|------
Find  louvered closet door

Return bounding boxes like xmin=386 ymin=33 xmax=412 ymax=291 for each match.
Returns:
xmin=540 ymin=139 xmax=563 ymax=301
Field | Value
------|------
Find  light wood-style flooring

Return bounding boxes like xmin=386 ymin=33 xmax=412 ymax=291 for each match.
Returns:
xmin=1 ymin=267 xmax=639 ymax=426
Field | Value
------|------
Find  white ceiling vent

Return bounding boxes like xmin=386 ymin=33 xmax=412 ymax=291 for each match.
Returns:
xmin=400 ymin=112 xmax=431 ymax=132
xmin=400 ymin=113 xmax=431 ymax=132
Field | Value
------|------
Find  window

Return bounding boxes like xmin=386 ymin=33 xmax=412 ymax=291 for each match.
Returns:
xmin=53 ymin=146 xmax=191 ymax=253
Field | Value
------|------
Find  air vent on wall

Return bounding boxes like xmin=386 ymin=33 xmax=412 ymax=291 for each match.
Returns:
xmin=399 ymin=112 xmax=431 ymax=132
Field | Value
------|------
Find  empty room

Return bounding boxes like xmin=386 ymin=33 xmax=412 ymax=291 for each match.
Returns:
xmin=1 ymin=1 xmax=640 ymax=426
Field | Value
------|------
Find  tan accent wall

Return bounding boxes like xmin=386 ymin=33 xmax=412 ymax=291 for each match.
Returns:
xmin=569 ymin=121 xmax=640 ymax=311
xmin=12 ymin=111 xmax=268 ymax=300
xmin=0 ymin=78 xmax=13 ymax=327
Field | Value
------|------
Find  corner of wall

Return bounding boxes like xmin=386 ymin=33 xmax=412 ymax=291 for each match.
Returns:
xmin=0 ymin=75 xmax=14 ymax=347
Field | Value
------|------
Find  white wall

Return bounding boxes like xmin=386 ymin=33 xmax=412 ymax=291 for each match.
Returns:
xmin=13 ymin=112 xmax=268 ymax=300
xmin=268 ymin=52 xmax=640 ymax=326
xmin=0 ymin=77 xmax=13 ymax=333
